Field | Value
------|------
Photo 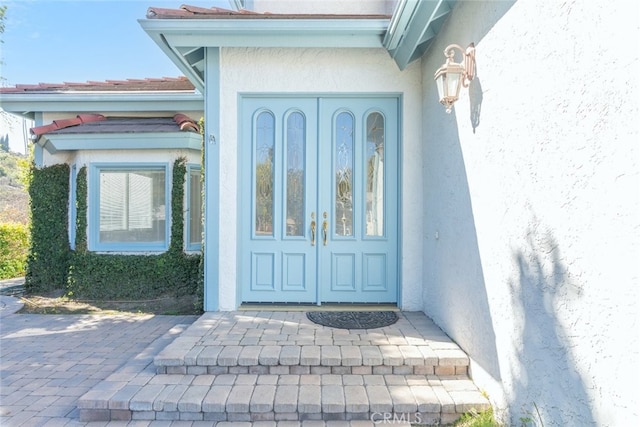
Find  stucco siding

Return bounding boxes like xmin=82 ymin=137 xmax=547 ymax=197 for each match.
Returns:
xmin=420 ymin=0 xmax=639 ymax=425
xmin=217 ymin=47 xmax=422 ymax=310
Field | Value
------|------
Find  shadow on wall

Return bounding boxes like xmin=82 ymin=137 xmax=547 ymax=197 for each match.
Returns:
xmin=422 ymin=117 xmax=502 ymax=383
xmin=421 ymin=0 xmax=516 ymax=404
xmin=469 ymin=77 xmax=483 ymax=133
xmin=508 ymin=223 xmax=595 ymax=425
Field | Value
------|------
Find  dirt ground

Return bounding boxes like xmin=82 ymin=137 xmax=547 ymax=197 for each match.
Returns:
xmin=17 ymin=289 xmax=201 ymax=315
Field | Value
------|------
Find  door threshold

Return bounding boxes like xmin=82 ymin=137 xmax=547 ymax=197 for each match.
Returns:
xmin=238 ymin=303 xmax=399 ymax=312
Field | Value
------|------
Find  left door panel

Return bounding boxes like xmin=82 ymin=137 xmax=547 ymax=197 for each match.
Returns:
xmin=240 ymin=97 xmax=319 ymax=303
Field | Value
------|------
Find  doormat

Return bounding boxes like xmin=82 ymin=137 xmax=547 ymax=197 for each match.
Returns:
xmin=306 ymin=311 xmax=398 ymax=329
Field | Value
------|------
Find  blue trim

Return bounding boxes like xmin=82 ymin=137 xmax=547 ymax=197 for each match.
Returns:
xmin=69 ymin=164 xmax=77 ymax=250
xmin=140 ymin=18 xmax=389 ymax=91
xmin=40 ymin=132 xmax=202 ymax=154
xmin=88 ymin=163 xmax=170 ymax=253
xmin=228 ymin=0 xmax=245 ymax=10
xmin=185 ymin=164 xmax=203 ymax=252
xmin=0 ymin=93 xmax=203 ymax=120
xmin=33 ymin=112 xmax=44 ymax=167
xmin=203 ymin=48 xmax=221 ymax=311
xmin=383 ymin=0 xmax=455 ymax=70
xmin=396 ymin=95 xmax=403 ymax=308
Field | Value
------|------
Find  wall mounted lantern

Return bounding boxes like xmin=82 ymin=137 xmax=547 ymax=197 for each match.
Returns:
xmin=434 ymin=43 xmax=476 ymax=113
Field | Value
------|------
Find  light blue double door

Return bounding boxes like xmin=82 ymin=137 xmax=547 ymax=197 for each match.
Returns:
xmin=240 ymin=96 xmax=398 ymax=304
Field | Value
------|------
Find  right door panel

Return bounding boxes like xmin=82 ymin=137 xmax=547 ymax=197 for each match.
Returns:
xmin=317 ymin=97 xmax=399 ymax=303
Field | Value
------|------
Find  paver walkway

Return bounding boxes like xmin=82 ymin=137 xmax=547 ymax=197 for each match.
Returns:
xmin=0 ymin=302 xmax=418 ymax=426
xmin=0 ymin=308 xmax=197 ymax=426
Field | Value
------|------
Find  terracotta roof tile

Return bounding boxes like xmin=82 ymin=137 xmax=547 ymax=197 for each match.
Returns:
xmin=31 ymin=114 xmax=106 ymax=136
xmin=146 ymin=5 xmax=389 ymax=19
xmin=30 ymin=114 xmax=200 ymax=138
xmin=0 ymin=77 xmax=195 ymax=94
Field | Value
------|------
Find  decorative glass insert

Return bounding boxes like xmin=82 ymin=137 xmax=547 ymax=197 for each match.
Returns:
xmin=366 ymin=112 xmax=385 ymax=236
xmin=286 ymin=112 xmax=305 ymax=237
xmin=99 ymin=168 xmax=166 ymax=243
xmin=255 ymin=111 xmax=275 ymax=236
xmin=188 ymin=166 xmax=203 ymax=248
xmin=335 ymin=112 xmax=354 ymax=237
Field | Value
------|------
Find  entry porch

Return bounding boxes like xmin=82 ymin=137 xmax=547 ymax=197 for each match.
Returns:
xmin=79 ymin=310 xmax=490 ymax=424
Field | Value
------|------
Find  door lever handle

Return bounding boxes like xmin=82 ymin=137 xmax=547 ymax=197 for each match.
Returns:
xmin=322 ymin=212 xmax=328 ymax=246
xmin=310 ymin=212 xmax=316 ymax=246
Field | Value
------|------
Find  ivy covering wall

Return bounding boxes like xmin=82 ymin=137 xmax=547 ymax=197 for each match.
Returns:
xmin=26 ymin=158 xmax=202 ymax=305
xmin=25 ymin=164 xmax=70 ymax=293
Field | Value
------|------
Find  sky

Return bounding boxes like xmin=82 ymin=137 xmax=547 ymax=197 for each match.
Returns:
xmin=0 ymin=0 xmax=229 ymax=86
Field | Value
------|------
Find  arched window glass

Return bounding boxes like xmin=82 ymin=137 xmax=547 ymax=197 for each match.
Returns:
xmin=335 ymin=112 xmax=354 ymax=237
xmin=286 ymin=112 xmax=305 ymax=237
xmin=365 ymin=112 xmax=385 ymax=236
xmin=255 ymin=111 xmax=275 ymax=236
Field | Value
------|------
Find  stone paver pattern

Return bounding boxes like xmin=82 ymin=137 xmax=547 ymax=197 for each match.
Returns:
xmin=155 ymin=311 xmax=469 ymax=376
xmin=0 ymin=311 xmax=197 ymax=426
xmin=0 ymin=307 xmax=416 ymax=426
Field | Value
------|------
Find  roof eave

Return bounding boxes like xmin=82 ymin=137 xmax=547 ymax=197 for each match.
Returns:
xmin=38 ymin=131 xmax=203 ymax=154
xmin=383 ymin=0 xmax=456 ymax=70
xmin=0 ymin=92 xmax=204 ymax=116
xmin=139 ymin=17 xmax=390 ymax=92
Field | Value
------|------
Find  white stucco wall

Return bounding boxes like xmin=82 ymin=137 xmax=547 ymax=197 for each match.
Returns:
xmin=420 ymin=0 xmax=639 ymax=425
xmin=215 ymin=47 xmax=422 ymax=310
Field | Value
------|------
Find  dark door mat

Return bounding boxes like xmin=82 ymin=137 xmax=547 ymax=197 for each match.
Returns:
xmin=306 ymin=311 xmax=398 ymax=329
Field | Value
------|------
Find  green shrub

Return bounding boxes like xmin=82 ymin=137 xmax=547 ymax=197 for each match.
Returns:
xmin=25 ymin=164 xmax=70 ymax=293
xmin=67 ymin=251 xmax=200 ymax=300
xmin=0 ymin=222 xmax=29 ymax=279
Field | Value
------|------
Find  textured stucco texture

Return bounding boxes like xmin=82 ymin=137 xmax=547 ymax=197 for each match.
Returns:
xmin=420 ymin=0 xmax=639 ymax=425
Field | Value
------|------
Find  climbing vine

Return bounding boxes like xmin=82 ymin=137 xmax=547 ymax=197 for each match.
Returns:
xmin=27 ymin=159 xmax=202 ymax=304
xmin=66 ymin=158 xmax=201 ymax=301
xmin=25 ymin=164 xmax=70 ymax=293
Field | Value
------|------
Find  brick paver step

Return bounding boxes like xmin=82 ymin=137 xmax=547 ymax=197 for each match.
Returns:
xmin=78 ymin=311 xmax=491 ymax=424
xmin=79 ymin=373 xmax=490 ymax=423
xmin=154 ymin=311 xmax=469 ymax=376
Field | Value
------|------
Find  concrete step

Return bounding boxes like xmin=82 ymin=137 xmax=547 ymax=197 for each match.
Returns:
xmin=78 ymin=372 xmax=490 ymax=423
xmin=154 ymin=311 xmax=471 ymax=376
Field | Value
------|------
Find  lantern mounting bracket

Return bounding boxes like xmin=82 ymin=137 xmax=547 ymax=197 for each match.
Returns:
xmin=434 ymin=43 xmax=476 ymax=113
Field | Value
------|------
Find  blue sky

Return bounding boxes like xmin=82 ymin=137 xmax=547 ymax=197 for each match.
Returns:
xmin=1 ymin=0 xmax=228 ymax=86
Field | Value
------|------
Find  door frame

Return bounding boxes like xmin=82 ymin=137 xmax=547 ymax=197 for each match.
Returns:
xmin=237 ymin=93 xmax=403 ymax=306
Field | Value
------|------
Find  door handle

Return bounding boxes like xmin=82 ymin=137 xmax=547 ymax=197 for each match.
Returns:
xmin=310 ymin=212 xmax=316 ymax=246
xmin=322 ymin=212 xmax=328 ymax=246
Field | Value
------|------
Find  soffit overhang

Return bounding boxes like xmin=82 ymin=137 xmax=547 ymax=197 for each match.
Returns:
xmin=38 ymin=131 xmax=202 ymax=154
xmin=383 ymin=0 xmax=457 ymax=71
xmin=140 ymin=0 xmax=456 ymax=88
xmin=0 ymin=93 xmax=204 ymax=121
xmin=139 ymin=17 xmax=391 ymax=93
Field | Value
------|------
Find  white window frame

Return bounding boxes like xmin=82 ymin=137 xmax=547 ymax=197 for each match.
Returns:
xmin=89 ymin=163 xmax=170 ymax=252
